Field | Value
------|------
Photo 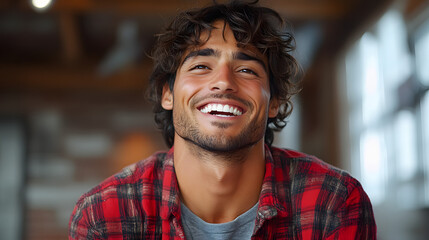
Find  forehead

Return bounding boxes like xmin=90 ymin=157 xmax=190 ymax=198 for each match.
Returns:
xmin=184 ymin=20 xmax=266 ymax=61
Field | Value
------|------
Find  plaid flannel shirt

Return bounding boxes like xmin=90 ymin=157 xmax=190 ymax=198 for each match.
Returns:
xmin=69 ymin=146 xmax=376 ymax=239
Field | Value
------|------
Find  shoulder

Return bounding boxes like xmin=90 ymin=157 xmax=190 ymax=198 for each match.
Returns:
xmin=83 ymin=150 xmax=169 ymax=200
xmin=269 ymin=147 xmax=376 ymax=237
xmin=69 ymin=150 xmax=171 ymax=238
xmin=269 ymin=146 xmax=347 ymax=176
xmin=70 ymin=150 xmax=169 ymax=220
xmin=269 ymin=146 xmax=364 ymax=200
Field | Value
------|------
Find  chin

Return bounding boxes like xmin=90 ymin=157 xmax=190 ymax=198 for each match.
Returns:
xmin=193 ymin=135 xmax=259 ymax=153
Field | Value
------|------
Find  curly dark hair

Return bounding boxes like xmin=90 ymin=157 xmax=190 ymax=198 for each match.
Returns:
xmin=146 ymin=0 xmax=300 ymax=148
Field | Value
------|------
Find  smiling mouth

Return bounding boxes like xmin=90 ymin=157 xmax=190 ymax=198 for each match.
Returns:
xmin=199 ymin=103 xmax=243 ymax=117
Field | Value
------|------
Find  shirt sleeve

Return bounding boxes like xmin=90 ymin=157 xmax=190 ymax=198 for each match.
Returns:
xmin=69 ymin=198 xmax=103 ymax=240
xmin=325 ymin=184 xmax=377 ymax=240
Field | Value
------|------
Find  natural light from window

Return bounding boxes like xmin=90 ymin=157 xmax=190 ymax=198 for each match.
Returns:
xmin=360 ymin=130 xmax=386 ymax=204
xmin=346 ymin=10 xmax=417 ymax=207
xmin=395 ymin=110 xmax=418 ymax=182
xmin=415 ymin=22 xmax=429 ymax=85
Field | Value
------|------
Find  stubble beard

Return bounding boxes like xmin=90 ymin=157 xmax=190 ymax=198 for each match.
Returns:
xmin=173 ymin=107 xmax=267 ymax=162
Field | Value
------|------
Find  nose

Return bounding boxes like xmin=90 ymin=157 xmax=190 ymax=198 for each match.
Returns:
xmin=209 ymin=64 xmax=238 ymax=93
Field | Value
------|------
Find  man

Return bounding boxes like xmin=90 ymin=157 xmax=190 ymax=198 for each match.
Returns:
xmin=69 ymin=1 xmax=376 ymax=239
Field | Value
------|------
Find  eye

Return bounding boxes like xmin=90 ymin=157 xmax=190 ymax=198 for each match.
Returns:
xmin=190 ymin=65 xmax=210 ymax=71
xmin=239 ymin=68 xmax=258 ymax=76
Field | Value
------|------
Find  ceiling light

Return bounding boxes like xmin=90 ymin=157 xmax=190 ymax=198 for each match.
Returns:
xmin=30 ymin=0 xmax=54 ymax=12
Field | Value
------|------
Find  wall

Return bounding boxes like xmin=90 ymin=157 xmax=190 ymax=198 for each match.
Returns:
xmin=0 ymin=93 xmax=166 ymax=240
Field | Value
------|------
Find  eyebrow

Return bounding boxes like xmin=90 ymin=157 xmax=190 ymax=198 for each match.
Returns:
xmin=182 ymin=48 xmax=219 ymax=64
xmin=233 ymin=52 xmax=267 ymax=70
xmin=182 ymin=48 xmax=267 ymax=70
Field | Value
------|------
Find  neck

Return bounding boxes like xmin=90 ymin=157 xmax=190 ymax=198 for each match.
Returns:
xmin=173 ymin=136 xmax=266 ymax=223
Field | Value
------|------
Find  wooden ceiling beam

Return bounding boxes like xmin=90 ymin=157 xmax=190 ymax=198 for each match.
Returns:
xmin=59 ymin=13 xmax=82 ymax=64
xmin=27 ymin=0 xmax=353 ymax=20
xmin=0 ymin=63 xmax=150 ymax=93
xmin=262 ymin=0 xmax=353 ymax=20
xmin=404 ymin=0 xmax=429 ymax=20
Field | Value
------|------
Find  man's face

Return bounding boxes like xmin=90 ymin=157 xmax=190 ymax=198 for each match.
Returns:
xmin=161 ymin=20 xmax=278 ymax=152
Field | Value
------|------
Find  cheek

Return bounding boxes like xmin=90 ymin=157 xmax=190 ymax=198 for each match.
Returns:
xmin=243 ymin=83 xmax=272 ymax=120
xmin=241 ymin=82 xmax=271 ymax=103
xmin=257 ymin=81 xmax=272 ymax=105
xmin=173 ymin=77 xmax=207 ymax=105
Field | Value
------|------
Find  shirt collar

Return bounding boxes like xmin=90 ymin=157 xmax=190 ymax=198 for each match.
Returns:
xmin=255 ymin=145 xmax=290 ymax=221
xmin=160 ymin=147 xmax=182 ymax=221
xmin=159 ymin=145 xmax=290 ymax=222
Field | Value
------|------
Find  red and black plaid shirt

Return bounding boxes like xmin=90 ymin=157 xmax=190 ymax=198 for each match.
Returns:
xmin=69 ymin=146 xmax=376 ymax=239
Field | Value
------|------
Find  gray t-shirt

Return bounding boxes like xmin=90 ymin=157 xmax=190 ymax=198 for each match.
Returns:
xmin=180 ymin=202 xmax=259 ymax=240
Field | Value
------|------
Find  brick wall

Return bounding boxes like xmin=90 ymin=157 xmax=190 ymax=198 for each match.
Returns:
xmin=0 ymin=93 xmax=166 ymax=240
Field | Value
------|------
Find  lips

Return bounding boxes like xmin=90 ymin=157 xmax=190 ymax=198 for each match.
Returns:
xmin=198 ymin=103 xmax=243 ymax=117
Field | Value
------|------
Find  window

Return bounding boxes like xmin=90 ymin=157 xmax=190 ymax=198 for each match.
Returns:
xmin=0 ymin=119 xmax=26 ymax=240
xmin=345 ymin=9 xmax=429 ymax=208
xmin=414 ymin=18 xmax=429 ymax=204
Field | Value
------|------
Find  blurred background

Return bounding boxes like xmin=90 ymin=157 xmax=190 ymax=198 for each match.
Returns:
xmin=0 ymin=0 xmax=428 ymax=239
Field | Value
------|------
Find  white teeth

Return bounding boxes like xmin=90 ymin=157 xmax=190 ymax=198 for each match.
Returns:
xmin=228 ymin=106 xmax=233 ymax=113
xmin=223 ymin=105 xmax=229 ymax=112
xmin=199 ymin=103 xmax=243 ymax=116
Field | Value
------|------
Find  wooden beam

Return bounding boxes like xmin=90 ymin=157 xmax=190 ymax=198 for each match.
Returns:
xmin=59 ymin=12 xmax=82 ymax=63
xmin=322 ymin=0 xmax=394 ymax=53
xmin=261 ymin=0 xmax=353 ymax=20
xmin=0 ymin=62 xmax=150 ymax=94
xmin=39 ymin=0 xmax=353 ymax=20
xmin=404 ymin=0 xmax=428 ymax=18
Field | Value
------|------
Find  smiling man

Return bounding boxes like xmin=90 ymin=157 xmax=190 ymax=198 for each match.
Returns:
xmin=69 ymin=1 xmax=376 ymax=239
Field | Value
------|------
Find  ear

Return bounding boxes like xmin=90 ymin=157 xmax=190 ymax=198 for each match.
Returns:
xmin=161 ymin=84 xmax=173 ymax=110
xmin=268 ymin=98 xmax=279 ymax=118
